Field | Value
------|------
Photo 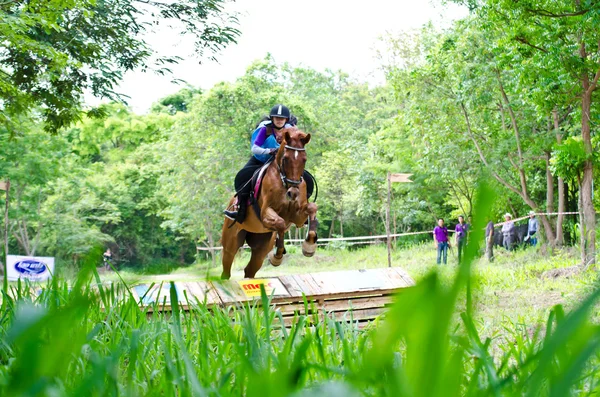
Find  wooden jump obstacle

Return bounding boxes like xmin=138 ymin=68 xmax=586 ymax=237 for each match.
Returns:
xmin=130 ymin=267 xmax=415 ymax=326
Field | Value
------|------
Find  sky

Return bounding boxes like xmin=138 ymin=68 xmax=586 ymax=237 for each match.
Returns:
xmin=108 ymin=0 xmax=468 ymax=113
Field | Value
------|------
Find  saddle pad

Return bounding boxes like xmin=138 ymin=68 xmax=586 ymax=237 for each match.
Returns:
xmin=253 ymin=161 xmax=272 ymax=200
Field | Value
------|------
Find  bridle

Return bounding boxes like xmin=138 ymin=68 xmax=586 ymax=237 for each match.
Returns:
xmin=277 ymin=144 xmax=305 ymax=188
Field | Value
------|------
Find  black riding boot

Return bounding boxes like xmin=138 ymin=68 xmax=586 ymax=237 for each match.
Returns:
xmin=223 ymin=194 xmax=249 ymax=223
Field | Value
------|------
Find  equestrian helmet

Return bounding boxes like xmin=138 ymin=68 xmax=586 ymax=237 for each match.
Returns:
xmin=269 ymin=104 xmax=291 ymax=120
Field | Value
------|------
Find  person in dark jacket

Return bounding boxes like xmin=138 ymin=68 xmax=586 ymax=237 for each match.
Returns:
xmin=455 ymin=215 xmax=468 ymax=263
xmin=485 ymin=220 xmax=494 ymax=262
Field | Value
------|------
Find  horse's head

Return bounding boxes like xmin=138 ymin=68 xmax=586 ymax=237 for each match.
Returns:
xmin=276 ymin=127 xmax=311 ymax=201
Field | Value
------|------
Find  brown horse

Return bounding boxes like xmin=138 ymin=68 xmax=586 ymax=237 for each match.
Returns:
xmin=220 ymin=127 xmax=318 ymax=279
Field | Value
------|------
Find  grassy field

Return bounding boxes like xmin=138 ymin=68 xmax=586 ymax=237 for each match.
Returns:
xmin=2 ymin=243 xmax=599 ymax=395
xmin=104 ymin=243 xmax=595 ymax=335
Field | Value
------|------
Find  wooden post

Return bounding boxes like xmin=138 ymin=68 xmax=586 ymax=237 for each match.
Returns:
xmin=386 ymin=173 xmax=392 ymax=268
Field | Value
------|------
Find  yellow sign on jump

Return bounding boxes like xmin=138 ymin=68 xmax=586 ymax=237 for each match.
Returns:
xmin=238 ymin=278 xmax=288 ymax=297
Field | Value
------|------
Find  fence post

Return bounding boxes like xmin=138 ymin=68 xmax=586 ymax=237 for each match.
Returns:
xmin=386 ymin=173 xmax=392 ymax=268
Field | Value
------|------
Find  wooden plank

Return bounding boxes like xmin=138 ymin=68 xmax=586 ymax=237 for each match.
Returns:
xmin=278 ymin=274 xmax=305 ymax=298
xmin=272 ymin=301 xmax=314 ymax=316
xmin=368 ymin=267 xmax=410 ymax=290
xmin=180 ymin=281 xmax=222 ymax=306
xmin=326 ymin=308 xmax=384 ymax=322
xmin=393 ymin=267 xmax=416 ymax=286
xmin=311 ymin=269 xmax=388 ymax=294
xmin=279 ymin=307 xmax=385 ymax=328
xmin=321 ymin=295 xmax=391 ymax=312
xmin=289 ymin=274 xmax=320 ymax=296
xmin=302 ymin=273 xmax=324 ymax=296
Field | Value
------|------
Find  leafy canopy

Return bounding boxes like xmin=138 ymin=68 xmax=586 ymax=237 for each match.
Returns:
xmin=0 ymin=0 xmax=239 ymax=133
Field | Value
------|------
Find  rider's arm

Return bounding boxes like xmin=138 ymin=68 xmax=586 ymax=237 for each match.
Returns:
xmin=251 ymin=144 xmax=273 ymax=156
xmin=251 ymin=126 xmax=277 ymax=155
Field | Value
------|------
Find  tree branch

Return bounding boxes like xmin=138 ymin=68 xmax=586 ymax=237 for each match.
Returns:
xmin=514 ymin=36 xmax=549 ymax=53
xmin=525 ymin=7 xmax=592 ymax=18
xmin=586 ymin=67 xmax=600 ymax=95
xmin=459 ymin=101 xmax=524 ymax=199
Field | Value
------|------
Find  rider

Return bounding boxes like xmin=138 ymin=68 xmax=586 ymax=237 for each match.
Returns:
xmin=224 ymin=104 xmax=314 ymax=222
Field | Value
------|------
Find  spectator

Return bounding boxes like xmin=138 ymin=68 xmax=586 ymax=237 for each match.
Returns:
xmin=433 ymin=218 xmax=450 ymax=265
xmin=527 ymin=211 xmax=538 ymax=246
xmin=103 ymin=248 xmax=112 ymax=270
xmin=485 ymin=220 xmax=494 ymax=262
xmin=501 ymin=213 xmax=515 ymax=251
xmin=455 ymin=215 xmax=468 ymax=263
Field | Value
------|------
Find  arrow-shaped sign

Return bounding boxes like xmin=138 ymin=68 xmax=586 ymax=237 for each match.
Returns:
xmin=389 ymin=173 xmax=413 ymax=183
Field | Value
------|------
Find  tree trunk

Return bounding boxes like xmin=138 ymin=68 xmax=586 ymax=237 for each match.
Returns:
xmin=581 ymin=159 xmax=595 ymax=265
xmin=329 ymin=217 xmax=335 ymax=239
xmin=579 ymin=44 xmax=597 ymax=266
xmin=581 ymin=89 xmax=596 ymax=265
xmin=553 ymin=109 xmax=565 ymax=246
xmin=545 ymin=151 xmax=554 ymax=213
xmin=393 ymin=211 xmax=397 ymax=248
xmin=578 ymin=180 xmax=586 ymax=266
xmin=555 ymin=178 xmax=566 ymax=246
xmin=339 ymin=203 xmax=344 ymax=237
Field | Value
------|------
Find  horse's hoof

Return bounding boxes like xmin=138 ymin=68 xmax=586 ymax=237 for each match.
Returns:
xmin=302 ymin=241 xmax=316 ymax=257
xmin=268 ymin=252 xmax=283 ymax=267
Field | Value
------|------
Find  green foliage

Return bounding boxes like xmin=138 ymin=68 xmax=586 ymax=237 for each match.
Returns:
xmin=0 ymin=0 xmax=239 ymax=133
xmin=150 ymin=87 xmax=203 ymax=115
xmin=551 ymin=136 xmax=599 ymax=183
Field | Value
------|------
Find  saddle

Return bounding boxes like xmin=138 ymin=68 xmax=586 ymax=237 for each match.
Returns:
xmin=242 ymin=161 xmax=271 ymax=222
xmin=251 ymin=161 xmax=271 ymax=201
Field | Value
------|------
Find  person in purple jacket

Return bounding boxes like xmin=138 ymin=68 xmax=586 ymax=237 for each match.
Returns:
xmin=433 ymin=218 xmax=450 ymax=265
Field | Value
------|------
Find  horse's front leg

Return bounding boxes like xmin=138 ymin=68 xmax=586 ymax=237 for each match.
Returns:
xmin=302 ymin=202 xmax=318 ymax=257
xmin=262 ymin=207 xmax=286 ymax=266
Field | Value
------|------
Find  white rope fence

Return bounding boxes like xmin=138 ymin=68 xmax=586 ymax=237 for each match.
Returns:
xmin=196 ymin=211 xmax=582 ymax=251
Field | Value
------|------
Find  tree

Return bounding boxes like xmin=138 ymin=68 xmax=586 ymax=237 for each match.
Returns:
xmin=0 ymin=125 xmax=72 ymax=256
xmin=0 ymin=0 xmax=239 ymax=133
xmin=150 ymin=87 xmax=203 ymax=115
xmin=457 ymin=0 xmax=600 ymax=263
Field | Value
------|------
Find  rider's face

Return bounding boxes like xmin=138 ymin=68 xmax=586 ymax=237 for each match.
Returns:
xmin=272 ymin=116 xmax=287 ymax=128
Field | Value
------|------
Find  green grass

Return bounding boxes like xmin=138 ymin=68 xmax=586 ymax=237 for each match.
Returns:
xmin=2 ymin=242 xmax=600 ymax=395
xmin=2 ymin=233 xmax=600 ymax=396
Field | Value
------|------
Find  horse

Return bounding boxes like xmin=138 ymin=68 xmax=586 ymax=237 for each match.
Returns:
xmin=220 ymin=127 xmax=318 ymax=279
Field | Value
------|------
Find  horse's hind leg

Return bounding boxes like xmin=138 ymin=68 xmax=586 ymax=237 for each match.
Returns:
xmin=244 ymin=232 xmax=275 ymax=278
xmin=302 ymin=202 xmax=318 ymax=257
xmin=221 ymin=223 xmax=246 ymax=280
